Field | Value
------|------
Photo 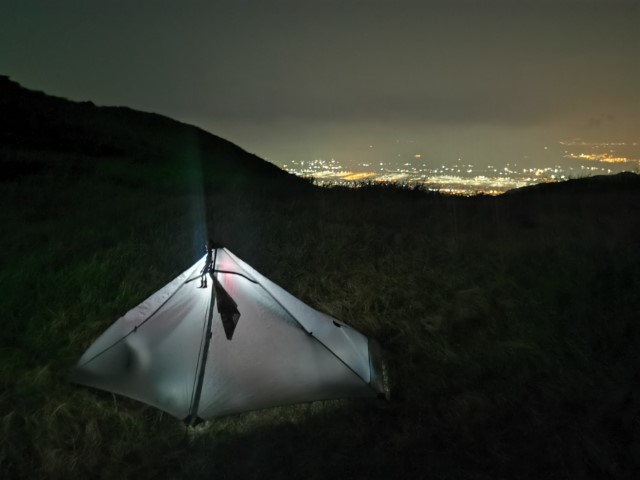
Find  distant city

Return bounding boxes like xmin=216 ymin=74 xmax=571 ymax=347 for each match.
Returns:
xmin=275 ymin=141 xmax=640 ymax=195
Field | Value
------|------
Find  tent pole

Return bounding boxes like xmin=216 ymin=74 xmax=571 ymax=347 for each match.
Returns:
xmin=186 ymin=248 xmax=218 ymax=426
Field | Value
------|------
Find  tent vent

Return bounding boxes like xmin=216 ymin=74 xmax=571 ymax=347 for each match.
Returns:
xmin=333 ymin=321 xmax=342 ymax=328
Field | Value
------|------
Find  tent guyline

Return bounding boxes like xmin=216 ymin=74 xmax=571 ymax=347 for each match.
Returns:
xmin=70 ymin=247 xmax=387 ymax=423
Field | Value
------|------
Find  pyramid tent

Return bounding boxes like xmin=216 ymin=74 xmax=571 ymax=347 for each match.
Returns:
xmin=70 ymin=248 xmax=386 ymax=424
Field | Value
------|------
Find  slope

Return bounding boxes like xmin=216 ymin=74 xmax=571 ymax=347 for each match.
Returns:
xmin=0 ymin=75 xmax=304 ymax=192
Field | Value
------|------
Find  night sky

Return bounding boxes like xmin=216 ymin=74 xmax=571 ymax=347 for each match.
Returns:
xmin=2 ymin=0 xmax=639 ymax=171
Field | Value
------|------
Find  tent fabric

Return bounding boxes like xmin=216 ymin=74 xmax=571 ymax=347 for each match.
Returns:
xmin=70 ymin=248 xmax=385 ymax=422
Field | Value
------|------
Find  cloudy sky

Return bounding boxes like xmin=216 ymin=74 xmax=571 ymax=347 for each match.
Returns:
xmin=2 ymin=0 xmax=639 ymax=170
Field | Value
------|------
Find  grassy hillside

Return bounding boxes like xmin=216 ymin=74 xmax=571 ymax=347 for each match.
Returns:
xmin=2 ymin=79 xmax=640 ymax=479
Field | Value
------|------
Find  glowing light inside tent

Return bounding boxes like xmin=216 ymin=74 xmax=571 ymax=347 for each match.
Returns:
xmin=71 ymin=249 xmax=387 ymax=422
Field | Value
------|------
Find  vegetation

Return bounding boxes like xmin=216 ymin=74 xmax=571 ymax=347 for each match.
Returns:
xmin=1 ymin=78 xmax=640 ymax=479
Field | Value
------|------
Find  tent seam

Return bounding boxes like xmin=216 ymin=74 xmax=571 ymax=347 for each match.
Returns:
xmin=222 ymin=248 xmax=376 ymax=393
xmin=77 ymin=262 xmax=202 ymax=368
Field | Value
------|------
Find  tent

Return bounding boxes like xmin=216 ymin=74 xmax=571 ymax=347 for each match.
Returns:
xmin=70 ymin=247 xmax=386 ymax=424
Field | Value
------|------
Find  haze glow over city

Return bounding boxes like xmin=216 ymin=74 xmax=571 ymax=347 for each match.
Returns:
xmin=2 ymin=0 xmax=638 ymax=194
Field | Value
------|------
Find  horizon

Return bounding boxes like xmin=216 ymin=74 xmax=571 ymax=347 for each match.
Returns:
xmin=2 ymin=0 xmax=639 ymax=192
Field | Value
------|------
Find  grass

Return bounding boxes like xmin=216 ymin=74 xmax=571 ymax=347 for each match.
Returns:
xmin=1 ymin=150 xmax=640 ymax=479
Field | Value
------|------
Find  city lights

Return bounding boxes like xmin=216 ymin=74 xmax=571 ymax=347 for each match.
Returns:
xmin=279 ymin=141 xmax=639 ymax=195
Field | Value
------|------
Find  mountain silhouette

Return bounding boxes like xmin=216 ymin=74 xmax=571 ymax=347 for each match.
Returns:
xmin=506 ymin=171 xmax=640 ymax=196
xmin=0 ymin=75 xmax=305 ymax=192
xmin=2 ymin=75 xmax=637 ymax=196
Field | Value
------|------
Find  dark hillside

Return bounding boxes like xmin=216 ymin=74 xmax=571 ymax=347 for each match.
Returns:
xmin=507 ymin=171 xmax=640 ymax=195
xmin=1 ymin=78 xmax=639 ymax=479
xmin=0 ymin=75 xmax=303 ymax=192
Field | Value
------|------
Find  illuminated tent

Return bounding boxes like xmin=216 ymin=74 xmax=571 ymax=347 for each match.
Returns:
xmin=70 ymin=248 xmax=386 ymax=424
